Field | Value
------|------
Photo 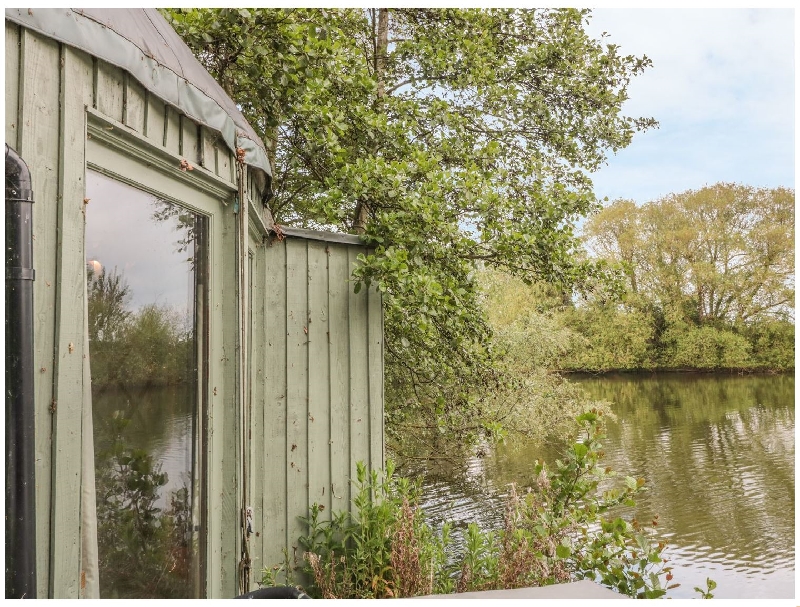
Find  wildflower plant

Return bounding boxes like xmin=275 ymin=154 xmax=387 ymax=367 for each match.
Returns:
xmin=268 ymin=412 xmax=681 ymax=599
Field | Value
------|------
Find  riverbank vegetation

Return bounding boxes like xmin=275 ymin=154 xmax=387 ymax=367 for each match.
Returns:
xmin=484 ymin=183 xmax=794 ymax=375
xmin=87 ymin=266 xmax=196 ymax=389
xmin=269 ymin=413 xmax=674 ymax=599
xmin=93 ymin=411 xmax=195 ymax=598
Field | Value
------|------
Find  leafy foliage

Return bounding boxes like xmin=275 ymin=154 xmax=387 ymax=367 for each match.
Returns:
xmin=560 ymin=299 xmax=655 ymax=372
xmin=94 ymin=414 xmax=195 ymax=598
xmin=88 ymin=266 xmax=132 ymax=343
xmin=274 ymin=414 xmax=677 ymax=599
xmin=387 ymin=270 xmax=611 ymax=459
xmin=297 ymin=461 xmax=451 ymax=598
xmin=479 ymin=184 xmax=794 ymax=374
xmin=163 ymin=7 xmax=655 ymax=440
xmin=475 ymin=271 xmax=610 ymax=443
xmin=584 ymin=184 xmax=794 ymax=325
xmin=492 ymin=268 xmax=793 ymax=374
xmin=694 ymin=577 xmax=717 ymax=599
xmin=563 ymin=183 xmax=795 ymax=372
xmin=88 ymin=267 xmax=195 ymax=388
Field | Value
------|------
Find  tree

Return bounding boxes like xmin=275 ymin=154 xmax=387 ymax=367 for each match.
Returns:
xmin=584 ymin=184 xmax=795 ymax=326
xmin=88 ymin=266 xmax=131 ymax=343
xmin=95 ymin=413 xmax=194 ymax=598
xmin=88 ymin=267 xmax=195 ymax=388
xmin=164 ymin=8 xmax=655 ymax=441
xmin=580 ymin=199 xmax=641 ymax=294
xmin=575 ymin=184 xmax=794 ymax=372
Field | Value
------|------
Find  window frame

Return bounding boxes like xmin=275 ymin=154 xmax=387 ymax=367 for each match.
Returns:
xmin=84 ymin=109 xmax=239 ymax=598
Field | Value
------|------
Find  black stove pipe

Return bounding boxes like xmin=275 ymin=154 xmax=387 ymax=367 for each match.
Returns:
xmin=5 ymin=144 xmax=37 ymax=599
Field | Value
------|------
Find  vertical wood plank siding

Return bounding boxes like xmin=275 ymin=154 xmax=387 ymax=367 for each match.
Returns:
xmin=367 ymin=271 xmax=385 ymax=472
xmin=307 ymin=242 xmax=331 ymax=513
xmin=200 ymin=126 xmax=218 ymax=173
xmin=49 ymin=45 xmax=94 ymax=598
xmin=284 ymin=238 xmax=309 ymax=554
xmin=347 ymin=247 xmax=371 ymax=494
xmin=181 ymin=116 xmax=200 ymax=165
xmin=17 ymin=28 xmax=61 ymax=596
xmin=216 ymin=208 xmax=241 ymax=598
xmin=328 ymin=247 xmax=352 ymax=511
xmin=6 ymin=27 xmax=241 ymax=596
xmin=164 ymin=105 xmax=182 ymax=155
xmin=122 ymin=74 xmax=146 ymax=133
xmin=248 ymin=240 xmax=268 ymax=584
xmin=253 ymin=239 xmax=384 ymax=581
xmin=6 ymin=22 xmax=20 ymax=147
xmin=144 ymin=92 xmax=165 ymax=144
xmin=261 ymin=240 xmax=288 ymax=574
xmin=94 ymin=62 xmax=124 ymax=123
xmin=6 ymin=20 xmax=383 ymax=599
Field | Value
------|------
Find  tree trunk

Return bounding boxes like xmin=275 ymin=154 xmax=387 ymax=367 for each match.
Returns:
xmin=353 ymin=8 xmax=389 ymax=234
xmin=375 ymin=8 xmax=389 ymax=101
xmin=265 ymin=125 xmax=278 ymax=197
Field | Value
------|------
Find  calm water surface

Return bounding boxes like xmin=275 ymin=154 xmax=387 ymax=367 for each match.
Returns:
xmin=95 ymin=375 xmax=794 ymax=598
xmin=415 ymin=374 xmax=795 ymax=599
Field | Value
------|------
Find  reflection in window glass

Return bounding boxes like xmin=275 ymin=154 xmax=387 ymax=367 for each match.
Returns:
xmin=86 ymin=171 xmax=206 ymax=598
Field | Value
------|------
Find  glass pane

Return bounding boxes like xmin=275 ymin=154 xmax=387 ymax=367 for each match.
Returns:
xmin=85 ymin=170 xmax=207 ymax=598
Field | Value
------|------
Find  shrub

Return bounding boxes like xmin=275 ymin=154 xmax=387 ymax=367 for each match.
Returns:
xmin=268 ymin=413 xmax=679 ymax=599
xmin=668 ymin=325 xmax=752 ymax=369
xmin=94 ymin=414 xmax=196 ymax=598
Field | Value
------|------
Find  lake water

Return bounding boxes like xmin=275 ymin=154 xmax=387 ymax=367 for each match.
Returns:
xmin=92 ymin=375 xmax=794 ymax=598
xmin=415 ymin=374 xmax=795 ymax=599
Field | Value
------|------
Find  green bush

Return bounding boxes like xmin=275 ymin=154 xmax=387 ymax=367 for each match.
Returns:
xmin=270 ymin=413 xmax=678 ymax=599
xmin=561 ymin=305 xmax=656 ymax=371
xmin=744 ymin=320 xmax=795 ymax=371
xmin=667 ymin=325 xmax=752 ymax=369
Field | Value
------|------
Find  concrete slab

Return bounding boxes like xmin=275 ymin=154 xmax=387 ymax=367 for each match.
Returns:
xmin=411 ymin=579 xmax=628 ymax=599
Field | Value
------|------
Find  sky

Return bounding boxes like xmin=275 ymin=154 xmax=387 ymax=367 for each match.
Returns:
xmin=582 ymin=8 xmax=795 ymax=205
xmin=86 ymin=171 xmax=197 ymax=313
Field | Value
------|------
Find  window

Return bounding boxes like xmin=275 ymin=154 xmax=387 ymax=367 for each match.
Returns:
xmin=85 ymin=171 xmax=208 ymax=598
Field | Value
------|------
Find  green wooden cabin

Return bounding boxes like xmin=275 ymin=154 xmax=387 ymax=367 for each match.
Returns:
xmin=5 ymin=8 xmax=384 ymax=599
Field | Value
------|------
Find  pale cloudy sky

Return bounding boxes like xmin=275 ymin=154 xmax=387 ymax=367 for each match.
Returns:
xmin=583 ymin=8 xmax=795 ymax=205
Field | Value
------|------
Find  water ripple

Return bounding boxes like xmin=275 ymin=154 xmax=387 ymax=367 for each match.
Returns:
xmin=418 ymin=375 xmax=795 ymax=599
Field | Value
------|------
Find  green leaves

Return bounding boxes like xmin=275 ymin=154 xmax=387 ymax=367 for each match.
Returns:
xmin=584 ymin=184 xmax=795 ymax=327
xmin=288 ymin=414 xmax=686 ymax=598
xmin=570 ymin=184 xmax=795 ymax=373
xmin=694 ymin=577 xmax=717 ymax=599
xmin=165 ymin=8 xmax=656 ymax=441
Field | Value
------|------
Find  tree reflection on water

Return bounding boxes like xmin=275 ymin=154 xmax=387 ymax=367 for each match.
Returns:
xmin=89 ymin=274 xmax=200 ymax=598
xmin=94 ymin=411 xmax=194 ymax=598
xmin=88 ymin=266 xmax=195 ymax=390
xmin=86 ymin=175 xmax=204 ymax=598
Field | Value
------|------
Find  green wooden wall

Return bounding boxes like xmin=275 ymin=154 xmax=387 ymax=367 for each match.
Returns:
xmin=5 ymin=19 xmax=383 ymax=599
xmin=4 ymin=21 xmax=245 ymax=597
xmin=249 ymin=236 xmax=384 ymax=580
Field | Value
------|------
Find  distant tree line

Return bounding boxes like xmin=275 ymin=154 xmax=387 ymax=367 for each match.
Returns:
xmin=88 ymin=267 xmax=196 ymax=389
xmin=487 ymin=184 xmax=794 ymax=373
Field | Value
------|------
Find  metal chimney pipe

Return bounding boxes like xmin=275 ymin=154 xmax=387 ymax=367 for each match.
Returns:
xmin=5 ymin=143 xmax=37 ymax=599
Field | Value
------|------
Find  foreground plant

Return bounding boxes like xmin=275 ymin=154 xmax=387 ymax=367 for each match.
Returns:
xmin=94 ymin=414 xmax=196 ymax=598
xmin=694 ymin=577 xmax=717 ymax=599
xmin=530 ymin=411 xmax=675 ymax=598
xmin=267 ymin=412 xmax=684 ymax=599
xmin=296 ymin=461 xmax=452 ymax=598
